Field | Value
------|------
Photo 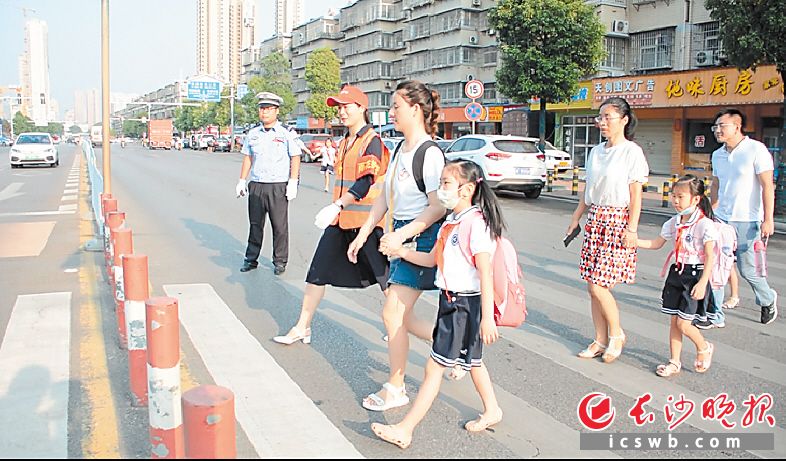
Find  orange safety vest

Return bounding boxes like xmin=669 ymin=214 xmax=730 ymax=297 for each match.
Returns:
xmin=332 ymin=125 xmax=389 ymax=229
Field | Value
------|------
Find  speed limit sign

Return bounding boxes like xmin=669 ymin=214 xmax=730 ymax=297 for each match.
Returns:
xmin=464 ymin=80 xmax=484 ymax=100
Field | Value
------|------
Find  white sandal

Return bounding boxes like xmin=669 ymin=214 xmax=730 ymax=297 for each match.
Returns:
xmin=722 ymin=297 xmax=739 ymax=310
xmin=362 ymin=382 xmax=409 ymax=412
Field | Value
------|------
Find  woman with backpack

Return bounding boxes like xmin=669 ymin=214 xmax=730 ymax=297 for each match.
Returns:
xmin=636 ymin=175 xmax=717 ymax=376
xmin=370 ymin=159 xmax=505 ymax=449
xmin=272 ymin=85 xmax=390 ymax=346
xmin=566 ymin=97 xmax=649 ymax=363
xmin=348 ymin=80 xmax=446 ymax=412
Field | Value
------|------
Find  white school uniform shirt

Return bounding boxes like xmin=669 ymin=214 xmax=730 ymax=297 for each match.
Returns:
xmin=712 ymin=136 xmax=774 ymax=223
xmin=660 ymin=209 xmax=717 ymax=266
xmin=385 ymin=137 xmax=445 ymax=220
xmin=434 ymin=206 xmax=496 ymax=293
xmin=584 ymin=140 xmax=649 ymax=207
xmin=321 ymin=146 xmax=336 ymax=167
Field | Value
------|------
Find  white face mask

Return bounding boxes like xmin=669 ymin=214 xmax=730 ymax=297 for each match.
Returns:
xmin=678 ymin=205 xmax=696 ymax=216
xmin=437 ymin=187 xmax=460 ymax=209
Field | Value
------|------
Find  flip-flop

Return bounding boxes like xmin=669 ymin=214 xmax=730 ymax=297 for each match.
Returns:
xmin=362 ymin=383 xmax=409 ymax=412
xmin=465 ymin=410 xmax=503 ymax=432
xmin=371 ymin=423 xmax=411 ymax=449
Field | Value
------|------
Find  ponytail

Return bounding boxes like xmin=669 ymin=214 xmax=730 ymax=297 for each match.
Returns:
xmin=446 ymin=159 xmax=506 ymax=240
xmin=676 ymin=174 xmax=714 ymax=220
xmin=396 ymin=80 xmax=443 ymax=138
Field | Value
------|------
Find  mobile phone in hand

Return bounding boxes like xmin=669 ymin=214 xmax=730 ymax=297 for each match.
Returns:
xmin=563 ymin=226 xmax=581 ymax=247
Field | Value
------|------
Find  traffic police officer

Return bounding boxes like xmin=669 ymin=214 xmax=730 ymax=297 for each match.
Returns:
xmin=236 ymin=92 xmax=301 ymax=275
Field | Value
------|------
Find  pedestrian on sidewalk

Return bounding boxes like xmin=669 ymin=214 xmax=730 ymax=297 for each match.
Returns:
xmin=235 ymin=92 xmax=301 ymax=276
xmin=320 ymin=138 xmax=337 ymax=192
xmin=637 ymin=175 xmax=717 ymax=377
xmin=348 ymin=80 xmax=446 ymax=412
xmin=707 ymin=108 xmax=778 ymax=326
xmin=371 ymin=160 xmax=505 ymax=449
xmin=567 ymin=96 xmax=649 ymax=363
xmin=272 ymin=85 xmax=390 ymax=345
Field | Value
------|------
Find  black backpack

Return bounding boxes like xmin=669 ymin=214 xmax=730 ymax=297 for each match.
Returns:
xmin=391 ymin=140 xmax=445 ymax=194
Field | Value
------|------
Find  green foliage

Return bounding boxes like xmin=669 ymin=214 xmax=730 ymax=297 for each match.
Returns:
xmin=13 ymin=111 xmax=35 ymax=134
xmin=705 ymin=0 xmax=785 ymax=73
xmin=123 ymin=119 xmax=147 ymax=138
xmin=489 ymin=0 xmax=605 ymax=104
xmin=68 ymin=125 xmax=82 ymax=134
xmin=245 ymin=52 xmax=296 ymax=121
xmin=305 ymin=48 xmax=340 ymax=123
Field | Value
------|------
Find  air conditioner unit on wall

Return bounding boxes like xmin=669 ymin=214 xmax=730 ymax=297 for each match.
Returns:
xmin=469 ymin=35 xmax=478 ymax=44
xmin=694 ymin=50 xmax=713 ymax=67
xmin=472 ymin=0 xmax=482 ymax=7
xmin=611 ymin=19 xmax=629 ymax=35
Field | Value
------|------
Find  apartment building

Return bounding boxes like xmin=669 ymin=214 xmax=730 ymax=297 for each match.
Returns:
xmin=290 ymin=16 xmax=342 ymax=129
xmin=113 ymin=81 xmax=186 ymax=122
xmin=242 ymin=35 xmax=293 ymax=84
xmin=552 ymin=0 xmax=782 ymax=175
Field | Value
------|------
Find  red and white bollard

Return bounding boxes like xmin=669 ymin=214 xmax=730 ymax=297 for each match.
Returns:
xmin=147 ymin=297 xmax=185 ymax=459
xmin=105 ymin=210 xmax=125 ymax=280
xmin=123 ymin=254 xmax=149 ymax=406
xmin=112 ymin=228 xmax=133 ymax=349
xmin=183 ymin=385 xmax=236 ymax=459
xmin=102 ymin=198 xmax=118 ymax=255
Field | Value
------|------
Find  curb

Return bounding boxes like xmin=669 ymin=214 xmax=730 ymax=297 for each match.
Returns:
xmin=541 ymin=193 xmax=786 ymax=235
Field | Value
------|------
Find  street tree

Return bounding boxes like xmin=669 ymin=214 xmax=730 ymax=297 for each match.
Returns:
xmin=489 ymin=0 xmax=605 ymax=146
xmin=123 ymin=119 xmax=147 ymax=138
xmin=705 ymin=0 xmax=786 ymax=156
xmin=305 ymin=48 xmax=340 ymax=133
xmin=245 ymin=52 xmax=296 ymax=122
xmin=68 ymin=125 xmax=82 ymax=134
xmin=13 ymin=111 xmax=35 ymax=134
xmin=174 ymin=106 xmax=198 ymax=134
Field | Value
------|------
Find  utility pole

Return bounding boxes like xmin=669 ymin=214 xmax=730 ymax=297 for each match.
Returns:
xmin=229 ymin=84 xmax=235 ymax=150
xmin=101 ymin=0 xmax=111 ymax=194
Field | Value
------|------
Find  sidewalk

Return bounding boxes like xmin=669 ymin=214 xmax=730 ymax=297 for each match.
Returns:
xmin=544 ymin=172 xmax=786 ymax=235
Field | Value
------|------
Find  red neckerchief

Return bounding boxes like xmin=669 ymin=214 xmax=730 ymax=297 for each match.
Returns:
xmin=674 ymin=208 xmax=704 ymax=272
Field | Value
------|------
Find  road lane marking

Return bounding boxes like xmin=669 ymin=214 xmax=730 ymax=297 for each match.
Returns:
xmin=0 ymin=221 xmax=56 ymax=258
xmin=61 ymin=195 xmax=78 ymax=201
xmin=0 ymin=292 xmax=71 ymax=458
xmin=164 ymin=283 xmax=363 ymax=459
xmin=78 ymin=157 xmax=120 ymax=458
xmin=58 ymin=204 xmax=77 ymax=213
xmin=0 ymin=182 xmax=24 ymax=201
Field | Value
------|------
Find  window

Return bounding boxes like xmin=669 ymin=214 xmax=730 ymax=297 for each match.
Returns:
xmin=601 ymin=37 xmax=625 ymax=69
xmin=448 ymin=138 xmax=468 ymax=152
xmin=483 ymin=48 xmax=497 ymax=66
xmin=408 ymin=17 xmax=430 ymax=40
xmin=631 ymin=28 xmax=674 ymax=70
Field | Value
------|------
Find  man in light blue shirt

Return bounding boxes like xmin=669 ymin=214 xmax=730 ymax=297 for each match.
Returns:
xmin=236 ymin=92 xmax=301 ymax=275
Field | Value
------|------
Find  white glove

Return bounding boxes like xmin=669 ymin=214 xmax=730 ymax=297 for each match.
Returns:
xmin=236 ymin=179 xmax=248 ymax=197
xmin=286 ymin=178 xmax=298 ymax=201
xmin=314 ymin=202 xmax=342 ymax=230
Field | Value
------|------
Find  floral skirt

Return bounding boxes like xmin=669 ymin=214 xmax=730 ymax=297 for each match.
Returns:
xmin=579 ymin=205 xmax=637 ymax=288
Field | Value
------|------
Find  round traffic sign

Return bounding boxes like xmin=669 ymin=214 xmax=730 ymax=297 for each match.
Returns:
xmin=465 ymin=102 xmax=483 ymax=121
xmin=464 ymin=80 xmax=484 ymax=99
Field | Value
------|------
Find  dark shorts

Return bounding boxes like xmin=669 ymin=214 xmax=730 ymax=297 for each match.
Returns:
xmin=305 ymin=225 xmax=389 ymax=290
xmin=319 ymin=165 xmax=334 ymax=175
xmin=387 ymin=219 xmax=440 ymax=291
xmin=661 ymin=264 xmax=716 ymax=322
xmin=430 ymin=291 xmax=483 ymax=371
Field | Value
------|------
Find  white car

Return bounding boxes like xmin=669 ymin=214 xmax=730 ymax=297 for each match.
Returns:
xmin=382 ymin=137 xmax=404 ymax=153
xmin=9 ymin=132 xmax=59 ymax=168
xmin=444 ymin=135 xmax=546 ymax=198
xmin=522 ymin=137 xmax=573 ymax=173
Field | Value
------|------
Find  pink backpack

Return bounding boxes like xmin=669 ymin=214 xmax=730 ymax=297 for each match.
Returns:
xmin=453 ymin=210 xmax=527 ymax=328
xmin=660 ymin=218 xmax=737 ymax=290
xmin=710 ymin=219 xmax=737 ymax=289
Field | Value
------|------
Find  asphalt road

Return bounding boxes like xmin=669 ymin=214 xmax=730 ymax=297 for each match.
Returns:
xmin=1 ymin=142 xmax=784 ymax=458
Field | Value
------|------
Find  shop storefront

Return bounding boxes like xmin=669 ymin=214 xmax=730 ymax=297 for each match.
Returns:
xmin=592 ymin=65 xmax=784 ymax=175
xmin=439 ymin=105 xmax=504 ymax=139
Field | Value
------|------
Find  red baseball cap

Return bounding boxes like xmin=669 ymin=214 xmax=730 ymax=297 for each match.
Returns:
xmin=326 ymin=85 xmax=369 ymax=108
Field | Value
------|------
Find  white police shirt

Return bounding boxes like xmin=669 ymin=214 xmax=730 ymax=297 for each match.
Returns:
xmin=242 ymin=122 xmax=300 ymax=183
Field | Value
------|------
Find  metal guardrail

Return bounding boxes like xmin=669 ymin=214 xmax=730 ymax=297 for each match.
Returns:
xmin=81 ymin=140 xmax=105 ymax=235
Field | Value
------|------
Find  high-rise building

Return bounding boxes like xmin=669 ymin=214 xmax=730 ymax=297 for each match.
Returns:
xmin=276 ymin=0 xmax=303 ymax=36
xmin=74 ymin=89 xmax=101 ymax=126
xmin=19 ymin=19 xmax=51 ymax=125
xmin=197 ymin=0 xmax=248 ymax=84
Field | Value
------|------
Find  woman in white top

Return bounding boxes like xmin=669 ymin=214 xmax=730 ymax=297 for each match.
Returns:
xmin=319 ymin=138 xmax=337 ymax=192
xmin=349 ymin=80 xmax=446 ymax=412
xmin=566 ymin=97 xmax=649 ymax=364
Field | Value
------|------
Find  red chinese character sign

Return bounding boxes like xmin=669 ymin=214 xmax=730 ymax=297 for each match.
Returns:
xmin=695 ymin=135 xmax=706 ymax=148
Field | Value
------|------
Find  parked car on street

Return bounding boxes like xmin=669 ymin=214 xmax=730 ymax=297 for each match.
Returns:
xmin=444 ymin=135 xmax=546 ymax=198
xmin=0 ymin=135 xmax=12 ymax=146
xmin=522 ymin=137 xmax=573 ymax=173
xmin=9 ymin=132 xmax=58 ymax=168
xmin=299 ymin=133 xmax=332 ymax=162
xmin=435 ymin=139 xmax=453 ymax=152
xmin=382 ymin=137 xmax=404 ymax=153
xmin=214 ymin=137 xmax=231 ymax=152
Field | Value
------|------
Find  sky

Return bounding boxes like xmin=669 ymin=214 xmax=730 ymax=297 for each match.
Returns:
xmin=0 ymin=0 xmax=349 ymax=119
